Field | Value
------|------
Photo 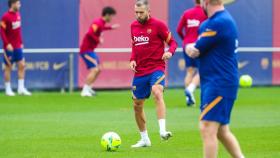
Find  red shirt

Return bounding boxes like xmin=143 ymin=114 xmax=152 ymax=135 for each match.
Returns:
xmin=130 ymin=17 xmax=178 ymax=77
xmin=80 ymin=18 xmax=112 ymax=54
xmin=177 ymin=5 xmax=207 ymax=46
xmin=0 ymin=11 xmax=23 ymax=49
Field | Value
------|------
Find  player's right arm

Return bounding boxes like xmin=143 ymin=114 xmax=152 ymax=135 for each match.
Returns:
xmin=0 ymin=16 xmax=13 ymax=51
xmin=130 ymin=25 xmax=137 ymax=72
xmin=130 ymin=46 xmax=137 ymax=72
xmin=195 ymin=21 xmax=220 ymax=53
xmin=187 ymin=21 xmax=220 ymax=58
xmin=176 ymin=13 xmax=186 ymax=40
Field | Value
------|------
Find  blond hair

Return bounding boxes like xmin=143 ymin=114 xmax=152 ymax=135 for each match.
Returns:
xmin=201 ymin=0 xmax=223 ymax=5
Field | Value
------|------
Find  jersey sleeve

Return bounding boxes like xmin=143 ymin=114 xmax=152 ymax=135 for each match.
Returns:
xmin=195 ymin=21 xmax=221 ymax=54
xmin=158 ymin=21 xmax=178 ymax=54
xmin=130 ymin=25 xmax=136 ymax=61
xmin=0 ymin=16 xmax=10 ymax=48
xmin=104 ymin=25 xmax=113 ymax=31
xmin=89 ymin=23 xmax=100 ymax=43
xmin=176 ymin=13 xmax=186 ymax=40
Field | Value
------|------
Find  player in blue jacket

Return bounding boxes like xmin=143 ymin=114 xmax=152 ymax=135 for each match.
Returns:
xmin=186 ymin=0 xmax=245 ymax=157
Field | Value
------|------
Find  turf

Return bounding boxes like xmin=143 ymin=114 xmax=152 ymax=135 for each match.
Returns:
xmin=0 ymin=87 xmax=279 ymax=158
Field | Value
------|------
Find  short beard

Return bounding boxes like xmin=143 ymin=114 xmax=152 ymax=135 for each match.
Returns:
xmin=12 ymin=7 xmax=19 ymax=12
xmin=137 ymin=16 xmax=148 ymax=24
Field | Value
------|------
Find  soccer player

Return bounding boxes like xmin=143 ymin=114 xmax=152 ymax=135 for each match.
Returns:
xmin=0 ymin=0 xmax=31 ymax=96
xmin=186 ymin=0 xmax=245 ymax=157
xmin=176 ymin=0 xmax=207 ymax=106
xmin=130 ymin=0 xmax=178 ymax=148
xmin=80 ymin=6 xmax=119 ymax=97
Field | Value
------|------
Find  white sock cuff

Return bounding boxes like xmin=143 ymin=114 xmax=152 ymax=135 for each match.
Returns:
xmin=84 ymin=84 xmax=91 ymax=89
xmin=187 ymin=83 xmax=196 ymax=93
xmin=5 ymin=82 xmax=11 ymax=86
xmin=18 ymin=79 xmax=25 ymax=90
xmin=158 ymin=119 xmax=166 ymax=134
xmin=140 ymin=130 xmax=149 ymax=140
xmin=5 ymin=82 xmax=12 ymax=90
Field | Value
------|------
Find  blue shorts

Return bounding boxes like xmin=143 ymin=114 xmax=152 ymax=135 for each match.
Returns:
xmin=132 ymin=70 xmax=165 ymax=100
xmin=3 ymin=49 xmax=24 ymax=65
xmin=183 ymin=48 xmax=198 ymax=68
xmin=200 ymin=93 xmax=235 ymax=125
xmin=80 ymin=52 xmax=100 ymax=69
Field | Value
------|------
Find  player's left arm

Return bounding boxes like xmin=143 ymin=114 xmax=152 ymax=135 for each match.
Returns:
xmin=19 ymin=28 xmax=24 ymax=48
xmin=176 ymin=14 xmax=186 ymax=40
xmin=104 ymin=24 xmax=120 ymax=30
xmin=158 ymin=22 xmax=178 ymax=61
xmin=187 ymin=22 xmax=220 ymax=58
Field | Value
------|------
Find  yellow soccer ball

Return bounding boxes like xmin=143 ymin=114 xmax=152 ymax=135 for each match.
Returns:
xmin=101 ymin=132 xmax=121 ymax=151
xmin=239 ymin=75 xmax=253 ymax=88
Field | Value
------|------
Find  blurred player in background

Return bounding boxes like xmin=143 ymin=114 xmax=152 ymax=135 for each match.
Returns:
xmin=0 ymin=0 xmax=31 ymax=96
xmin=177 ymin=0 xmax=207 ymax=106
xmin=130 ymin=0 xmax=178 ymax=148
xmin=80 ymin=6 xmax=119 ymax=97
xmin=186 ymin=0 xmax=244 ymax=157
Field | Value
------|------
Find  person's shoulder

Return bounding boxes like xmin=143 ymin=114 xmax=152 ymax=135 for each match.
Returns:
xmin=1 ymin=11 xmax=10 ymax=20
xmin=183 ymin=8 xmax=194 ymax=15
xmin=150 ymin=18 xmax=167 ymax=27
xmin=130 ymin=20 xmax=140 ymax=27
xmin=92 ymin=18 xmax=103 ymax=25
xmin=186 ymin=6 xmax=203 ymax=14
xmin=214 ymin=11 xmax=233 ymax=22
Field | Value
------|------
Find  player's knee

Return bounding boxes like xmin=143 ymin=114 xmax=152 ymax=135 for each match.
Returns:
xmin=18 ymin=61 xmax=25 ymax=70
xmin=90 ymin=67 xmax=100 ymax=74
xmin=217 ymin=126 xmax=231 ymax=140
xmin=96 ymin=67 xmax=101 ymax=73
xmin=200 ymin=123 xmax=217 ymax=139
xmin=5 ymin=65 xmax=12 ymax=71
xmin=199 ymin=124 xmax=208 ymax=136
xmin=151 ymin=86 xmax=163 ymax=100
xmin=133 ymin=103 xmax=143 ymax=113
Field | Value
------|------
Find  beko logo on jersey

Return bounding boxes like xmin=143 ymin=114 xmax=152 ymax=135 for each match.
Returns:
xmin=187 ymin=19 xmax=200 ymax=28
xmin=133 ymin=36 xmax=149 ymax=46
xmin=134 ymin=36 xmax=149 ymax=42
xmin=12 ymin=21 xmax=21 ymax=29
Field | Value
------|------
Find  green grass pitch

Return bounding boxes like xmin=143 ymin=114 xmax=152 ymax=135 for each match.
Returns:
xmin=0 ymin=87 xmax=280 ymax=158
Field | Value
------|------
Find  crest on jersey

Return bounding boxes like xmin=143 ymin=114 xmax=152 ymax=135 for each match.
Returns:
xmin=223 ymin=0 xmax=236 ymax=5
xmin=147 ymin=28 xmax=152 ymax=34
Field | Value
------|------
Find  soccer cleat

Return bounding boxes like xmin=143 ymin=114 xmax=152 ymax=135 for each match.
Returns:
xmin=6 ymin=90 xmax=15 ymax=96
xmin=185 ymin=89 xmax=196 ymax=106
xmin=131 ymin=139 xmax=151 ymax=148
xmin=18 ymin=88 xmax=32 ymax=96
xmin=160 ymin=131 xmax=173 ymax=141
xmin=88 ymin=88 xmax=97 ymax=96
xmin=81 ymin=90 xmax=92 ymax=97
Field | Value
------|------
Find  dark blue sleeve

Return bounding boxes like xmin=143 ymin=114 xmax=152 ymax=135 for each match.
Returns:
xmin=195 ymin=21 xmax=221 ymax=54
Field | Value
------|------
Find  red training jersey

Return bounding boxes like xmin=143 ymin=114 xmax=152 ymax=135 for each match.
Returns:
xmin=176 ymin=5 xmax=207 ymax=46
xmin=130 ymin=17 xmax=178 ymax=77
xmin=0 ymin=11 xmax=23 ymax=50
xmin=80 ymin=18 xmax=112 ymax=54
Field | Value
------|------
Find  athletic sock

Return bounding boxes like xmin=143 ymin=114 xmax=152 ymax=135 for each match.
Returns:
xmin=158 ymin=119 xmax=166 ymax=135
xmin=140 ymin=130 xmax=149 ymax=141
xmin=18 ymin=79 xmax=25 ymax=90
xmin=5 ymin=82 xmax=12 ymax=92
xmin=83 ymin=84 xmax=91 ymax=91
xmin=187 ymin=83 xmax=196 ymax=93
